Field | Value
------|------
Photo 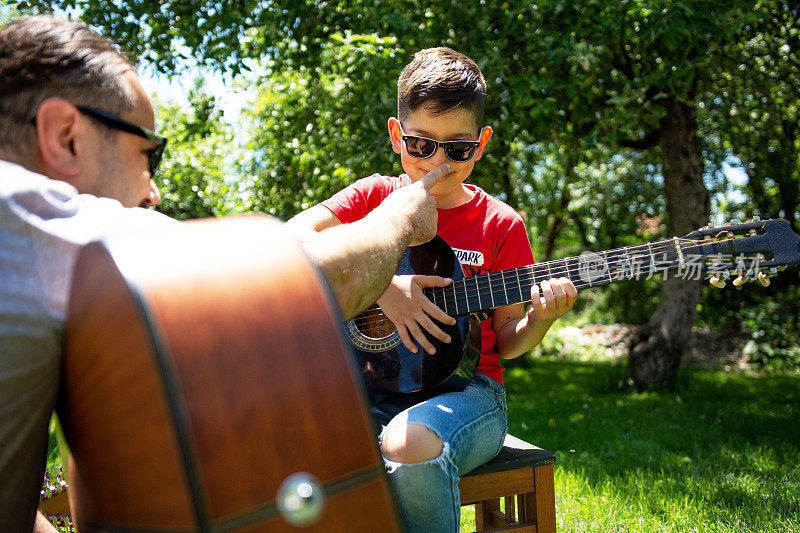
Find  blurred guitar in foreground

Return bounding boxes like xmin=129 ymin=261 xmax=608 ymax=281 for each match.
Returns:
xmin=59 ymin=216 xmax=400 ymax=532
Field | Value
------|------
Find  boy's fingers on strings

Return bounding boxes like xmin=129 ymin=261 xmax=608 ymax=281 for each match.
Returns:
xmin=539 ymin=279 xmax=556 ymax=309
xmin=560 ymin=277 xmax=578 ymax=309
xmin=407 ymin=321 xmax=437 ymax=354
xmin=414 ymin=275 xmax=456 ymax=325
xmin=419 ymin=163 xmax=452 ymax=190
xmin=423 ymin=299 xmax=456 ymax=327
xmin=550 ymin=279 xmax=566 ymax=310
xmin=531 ymin=282 xmax=557 ymax=319
xmin=396 ymin=324 xmax=418 ymax=354
xmin=415 ymin=311 xmax=451 ymax=345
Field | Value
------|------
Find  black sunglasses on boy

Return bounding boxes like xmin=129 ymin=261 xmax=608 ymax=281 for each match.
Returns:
xmin=398 ymin=123 xmax=481 ymax=163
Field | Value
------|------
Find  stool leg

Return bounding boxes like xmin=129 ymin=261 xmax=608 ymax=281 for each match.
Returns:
xmin=532 ymin=463 xmax=556 ymax=533
xmin=503 ymin=494 xmax=516 ymax=523
xmin=475 ymin=498 xmax=501 ymax=531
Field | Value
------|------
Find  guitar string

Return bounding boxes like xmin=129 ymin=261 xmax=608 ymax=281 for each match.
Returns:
xmin=351 ymin=237 xmax=753 ymax=330
xmin=350 ymin=237 xmax=749 ymax=329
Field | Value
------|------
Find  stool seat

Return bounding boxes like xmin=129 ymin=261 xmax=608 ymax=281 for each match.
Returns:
xmin=460 ymin=435 xmax=556 ymax=532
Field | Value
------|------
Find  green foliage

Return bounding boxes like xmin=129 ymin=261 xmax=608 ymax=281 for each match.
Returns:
xmin=0 ymin=2 xmax=20 ymax=24
xmin=701 ymin=0 xmax=800 ymax=232
xmin=697 ymin=278 xmax=800 ymax=371
xmin=238 ymin=32 xmax=403 ymax=220
xmin=741 ymin=300 xmax=800 ymax=370
xmin=153 ymin=86 xmax=244 ymax=219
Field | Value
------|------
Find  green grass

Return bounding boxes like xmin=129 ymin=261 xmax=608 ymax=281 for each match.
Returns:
xmin=460 ymin=354 xmax=800 ymax=532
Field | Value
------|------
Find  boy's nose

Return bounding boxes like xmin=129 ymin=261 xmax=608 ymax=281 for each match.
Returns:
xmin=429 ymin=145 xmax=450 ymax=165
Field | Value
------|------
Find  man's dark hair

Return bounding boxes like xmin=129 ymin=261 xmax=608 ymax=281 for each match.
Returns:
xmin=0 ymin=15 xmax=136 ymax=155
xmin=397 ymin=47 xmax=486 ymax=129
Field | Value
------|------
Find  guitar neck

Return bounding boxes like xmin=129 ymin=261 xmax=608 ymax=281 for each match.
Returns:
xmin=424 ymin=237 xmax=710 ymax=316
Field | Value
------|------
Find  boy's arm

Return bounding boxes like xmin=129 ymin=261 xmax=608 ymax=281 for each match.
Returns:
xmin=285 ymin=204 xmax=342 ymax=235
xmin=493 ymin=277 xmax=577 ymax=359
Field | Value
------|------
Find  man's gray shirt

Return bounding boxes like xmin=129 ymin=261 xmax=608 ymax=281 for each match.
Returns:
xmin=0 ymin=160 xmax=173 ymax=531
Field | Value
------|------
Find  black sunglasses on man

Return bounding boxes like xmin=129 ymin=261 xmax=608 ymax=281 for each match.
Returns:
xmin=31 ymin=105 xmax=167 ymax=178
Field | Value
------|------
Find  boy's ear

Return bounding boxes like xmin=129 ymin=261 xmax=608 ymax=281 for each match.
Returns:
xmin=388 ymin=117 xmax=403 ymax=155
xmin=473 ymin=126 xmax=493 ymax=162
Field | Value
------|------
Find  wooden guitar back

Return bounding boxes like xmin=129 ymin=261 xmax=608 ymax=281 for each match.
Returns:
xmin=59 ymin=216 xmax=398 ymax=532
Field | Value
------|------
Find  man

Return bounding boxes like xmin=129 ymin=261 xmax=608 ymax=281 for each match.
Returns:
xmin=0 ymin=15 xmax=446 ymax=532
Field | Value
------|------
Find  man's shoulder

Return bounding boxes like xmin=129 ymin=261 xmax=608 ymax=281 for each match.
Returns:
xmin=0 ymin=159 xmax=77 ymax=199
xmin=0 ymin=159 xmax=175 ymax=243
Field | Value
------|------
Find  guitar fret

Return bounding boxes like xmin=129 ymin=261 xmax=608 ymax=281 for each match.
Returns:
xmin=623 ymin=248 xmax=633 ymax=281
xmin=602 ymin=250 xmax=613 ymax=284
xmin=426 ymin=239 xmax=690 ymax=318
xmin=565 ymin=256 xmax=582 ymax=288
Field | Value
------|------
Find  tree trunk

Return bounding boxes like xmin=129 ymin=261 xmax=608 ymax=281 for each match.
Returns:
xmin=627 ymin=95 xmax=710 ymax=390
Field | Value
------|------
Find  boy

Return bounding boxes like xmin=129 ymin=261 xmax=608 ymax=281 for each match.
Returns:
xmin=287 ymin=47 xmax=577 ymax=532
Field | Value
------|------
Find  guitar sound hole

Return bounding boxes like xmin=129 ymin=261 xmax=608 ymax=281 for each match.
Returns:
xmin=354 ymin=304 xmax=396 ymax=339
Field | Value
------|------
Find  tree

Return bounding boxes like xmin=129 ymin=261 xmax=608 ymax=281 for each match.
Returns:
xmin=703 ymin=0 xmax=800 ymax=233
xmin=22 ymin=0 xmax=793 ymax=385
xmin=153 ymin=85 xmax=244 ymax=219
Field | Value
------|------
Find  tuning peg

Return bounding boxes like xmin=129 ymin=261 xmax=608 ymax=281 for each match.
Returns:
xmin=758 ymin=271 xmax=771 ymax=287
xmin=709 ymin=275 xmax=726 ymax=288
xmin=732 ymin=276 xmax=747 ymax=287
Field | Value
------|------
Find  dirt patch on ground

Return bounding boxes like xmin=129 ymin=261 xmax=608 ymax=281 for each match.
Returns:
xmin=555 ymin=324 xmax=754 ymax=371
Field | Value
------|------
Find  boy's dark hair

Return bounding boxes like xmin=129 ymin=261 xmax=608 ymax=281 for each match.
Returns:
xmin=0 ymin=15 xmax=135 ymax=156
xmin=397 ymin=47 xmax=486 ymax=129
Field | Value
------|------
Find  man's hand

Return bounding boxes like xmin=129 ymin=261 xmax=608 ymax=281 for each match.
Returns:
xmin=378 ymin=163 xmax=451 ymax=246
xmin=377 ymin=274 xmax=456 ymax=354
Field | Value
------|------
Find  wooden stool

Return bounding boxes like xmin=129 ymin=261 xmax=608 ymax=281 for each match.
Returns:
xmin=460 ymin=435 xmax=556 ymax=532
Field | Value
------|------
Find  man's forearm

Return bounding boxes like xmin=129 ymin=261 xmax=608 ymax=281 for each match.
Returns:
xmin=303 ymin=210 xmax=411 ymax=319
xmin=289 ymin=164 xmax=447 ymax=319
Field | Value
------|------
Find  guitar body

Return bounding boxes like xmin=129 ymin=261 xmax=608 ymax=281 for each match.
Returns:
xmin=347 ymin=235 xmax=481 ymax=394
xmin=59 ymin=216 xmax=399 ymax=532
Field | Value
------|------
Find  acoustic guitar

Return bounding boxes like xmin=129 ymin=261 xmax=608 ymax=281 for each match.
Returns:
xmin=348 ymin=218 xmax=800 ymax=394
xmin=58 ymin=216 xmax=400 ymax=532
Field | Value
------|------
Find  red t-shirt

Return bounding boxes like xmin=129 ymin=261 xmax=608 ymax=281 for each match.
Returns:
xmin=322 ymin=173 xmax=535 ymax=384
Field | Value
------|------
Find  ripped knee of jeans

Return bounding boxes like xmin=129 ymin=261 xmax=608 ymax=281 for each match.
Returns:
xmin=381 ymin=422 xmax=444 ymax=464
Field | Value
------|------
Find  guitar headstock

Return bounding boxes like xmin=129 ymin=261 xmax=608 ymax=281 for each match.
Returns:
xmin=683 ymin=218 xmax=800 ymax=288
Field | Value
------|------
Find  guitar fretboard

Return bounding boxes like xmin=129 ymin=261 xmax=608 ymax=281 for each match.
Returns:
xmin=424 ymin=237 xmax=709 ymax=317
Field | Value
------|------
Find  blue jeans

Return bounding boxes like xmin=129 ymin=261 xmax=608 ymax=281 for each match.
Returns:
xmin=371 ymin=374 xmax=508 ymax=532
